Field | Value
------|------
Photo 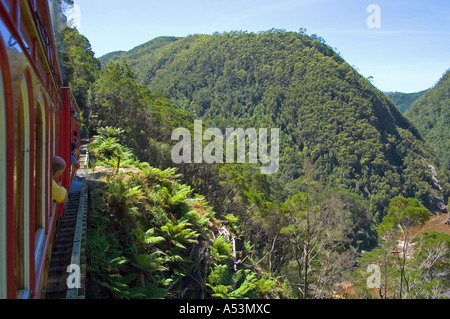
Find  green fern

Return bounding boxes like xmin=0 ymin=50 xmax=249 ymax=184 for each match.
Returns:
xmin=181 ymin=210 xmax=211 ymax=232
xmin=144 ymin=228 xmax=166 ymax=245
xmin=161 ymin=220 xmax=199 ymax=249
xmin=168 ymin=185 xmax=193 ymax=207
xmin=207 ymin=264 xmax=232 ymax=288
xmin=210 ymin=236 xmax=232 ymax=263
xmin=134 ymin=228 xmax=166 ymax=246
xmin=207 ymin=265 xmax=277 ymax=299
xmin=123 ymin=243 xmax=167 ymax=274
xmin=86 ymin=134 xmax=283 ymax=299
xmin=128 ymin=283 xmax=168 ymax=299
xmin=107 ymin=178 xmax=144 ymax=219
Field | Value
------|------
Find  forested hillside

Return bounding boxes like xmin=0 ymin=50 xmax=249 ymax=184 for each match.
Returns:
xmin=58 ymin=14 xmax=449 ymax=299
xmin=104 ymin=30 xmax=449 ymax=215
xmin=99 ymin=36 xmax=182 ymax=68
xmin=85 ymin=128 xmax=284 ymax=299
xmin=386 ymin=90 xmax=428 ymax=113
xmin=406 ymin=70 xmax=450 ymax=171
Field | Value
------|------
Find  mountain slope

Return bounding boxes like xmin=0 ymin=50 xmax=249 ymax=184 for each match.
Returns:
xmin=406 ymin=70 xmax=450 ymax=170
xmin=98 ymin=50 xmax=127 ymax=66
xmin=85 ymin=129 xmax=284 ymax=299
xmin=102 ymin=30 xmax=448 ymax=213
xmin=386 ymin=90 xmax=428 ymax=113
xmin=99 ymin=36 xmax=182 ymax=67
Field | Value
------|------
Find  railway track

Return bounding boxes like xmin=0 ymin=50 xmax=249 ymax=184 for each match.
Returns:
xmin=45 ymin=175 xmax=87 ymax=299
xmin=78 ymin=143 xmax=89 ymax=169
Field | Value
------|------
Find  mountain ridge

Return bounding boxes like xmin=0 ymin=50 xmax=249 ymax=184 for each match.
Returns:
xmin=99 ymin=36 xmax=182 ymax=67
xmin=98 ymin=30 xmax=449 ymax=214
xmin=406 ymin=69 xmax=450 ymax=171
xmin=67 ymin=26 xmax=450 ymax=299
xmin=386 ymin=90 xmax=429 ymax=113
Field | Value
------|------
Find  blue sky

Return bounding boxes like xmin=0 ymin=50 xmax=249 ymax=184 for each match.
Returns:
xmin=70 ymin=0 xmax=449 ymax=93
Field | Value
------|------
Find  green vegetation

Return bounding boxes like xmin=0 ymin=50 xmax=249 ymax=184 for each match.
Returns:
xmin=406 ymin=70 xmax=450 ymax=171
xmin=99 ymin=36 xmax=182 ymax=68
xmin=86 ymin=129 xmax=284 ymax=299
xmin=55 ymin=7 xmax=450 ymax=298
xmin=353 ymin=197 xmax=449 ymax=299
xmin=89 ymin=60 xmax=194 ymax=167
xmin=386 ymin=90 xmax=428 ymax=113
xmin=107 ymin=30 xmax=448 ymax=215
xmin=59 ymin=27 xmax=101 ymax=136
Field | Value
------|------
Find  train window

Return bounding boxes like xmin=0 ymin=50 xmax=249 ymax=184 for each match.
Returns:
xmin=47 ymin=107 xmax=51 ymax=222
xmin=52 ymin=112 xmax=55 ymax=158
xmin=50 ymin=112 xmax=56 ymax=217
xmin=0 ymin=62 xmax=7 ymax=299
xmin=14 ymin=76 xmax=31 ymax=298
xmin=51 ymin=112 xmax=55 ymax=217
xmin=34 ymin=100 xmax=46 ymax=261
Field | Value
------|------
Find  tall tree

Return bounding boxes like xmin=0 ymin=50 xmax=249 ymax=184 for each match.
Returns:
xmin=281 ymin=180 xmax=354 ymax=298
xmin=378 ymin=196 xmax=430 ymax=298
xmin=90 ymin=60 xmax=193 ymax=166
xmin=60 ymin=27 xmax=101 ymax=114
xmin=406 ymin=231 xmax=450 ymax=298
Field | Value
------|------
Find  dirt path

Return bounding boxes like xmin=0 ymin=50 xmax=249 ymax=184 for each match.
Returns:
xmin=411 ymin=213 xmax=450 ymax=237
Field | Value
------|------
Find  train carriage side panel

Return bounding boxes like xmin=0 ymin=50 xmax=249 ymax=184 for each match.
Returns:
xmin=0 ymin=0 xmax=81 ymax=299
xmin=61 ymin=87 xmax=80 ymax=197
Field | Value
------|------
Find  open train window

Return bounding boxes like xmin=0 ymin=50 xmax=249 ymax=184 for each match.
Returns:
xmin=0 ymin=60 xmax=7 ymax=299
xmin=14 ymin=76 xmax=31 ymax=298
xmin=51 ymin=112 xmax=55 ymax=217
xmin=34 ymin=99 xmax=46 ymax=265
xmin=52 ymin=112 xmax=56 ymax=158
xmin=46 ymin=108 xmax=52 ymax=222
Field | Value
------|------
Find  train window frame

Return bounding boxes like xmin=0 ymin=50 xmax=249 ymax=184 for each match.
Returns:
xmin=0 ymin=59 xmax=7 ymax=299
xmin=15 ymin=74 xmax=31 ymax=299
xmin=33 ymin=97 xmax=46 ymax=270
xmin=46 ymin=105 xmax=51 ymax=222
xmin=51 ymin=112 xmax=56 ymax=217
xmin=52 ymin=113 xmax=55 ymax=157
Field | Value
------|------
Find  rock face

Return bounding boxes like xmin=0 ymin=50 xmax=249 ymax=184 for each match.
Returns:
xmin=426 ymin=162 xmax=446 ymax=213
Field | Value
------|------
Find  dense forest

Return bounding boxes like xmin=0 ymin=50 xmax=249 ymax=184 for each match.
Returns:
xmin=99 ymin=31 xmax=449 ymax=215
xmin=57 ymin=0 xmax=449 ymax=299
xmin=406 ymin=70 xmax=450 ymax=171
xmin=386 ymin=90 xmax=428 ymax=113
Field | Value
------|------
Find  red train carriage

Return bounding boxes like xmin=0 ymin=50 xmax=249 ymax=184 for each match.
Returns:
xmin=0 ymin=0 xmax=80 ymax=299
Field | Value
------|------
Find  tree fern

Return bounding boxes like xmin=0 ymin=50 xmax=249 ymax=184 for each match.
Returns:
xmin=210 ymin=236 xmax=232 ymax=263
xmin=181 ymin=210 xmax=211 ymax=233
xmin=208 ymin=265 xmax=230 ymax=285
xmin=168 ymin=184 xmax=193 ymax=207
xmin=144 ymin=228 xmax=166 ymax=245
xmin=128 ymin=282 xmax=168 ymax=299
xmin=161 ymin=220 xmax=199 ymax=249
xmin=207 ymin=266 xmax=264 ymax=299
